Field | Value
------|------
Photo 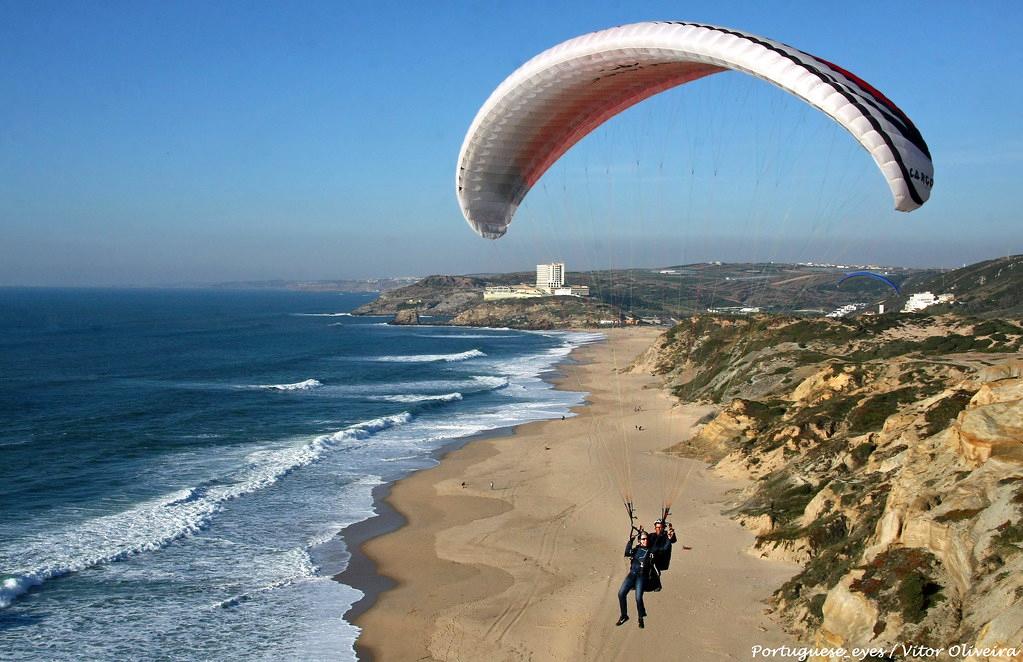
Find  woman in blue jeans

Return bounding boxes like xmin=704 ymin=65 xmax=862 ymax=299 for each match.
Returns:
xmin=616 ymin=531 xmax=656 ymax=629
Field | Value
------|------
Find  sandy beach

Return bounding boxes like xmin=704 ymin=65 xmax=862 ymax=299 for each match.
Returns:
xmin=348 ymin=328 xmax=800 ymax=661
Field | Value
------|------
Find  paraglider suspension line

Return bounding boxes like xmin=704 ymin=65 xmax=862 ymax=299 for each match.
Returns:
xmin=625 ymin=500 xmax=640 ymax=538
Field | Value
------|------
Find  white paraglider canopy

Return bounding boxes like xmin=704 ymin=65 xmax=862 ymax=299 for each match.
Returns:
xmin=456 ymin=21 xmax=933 ymax=239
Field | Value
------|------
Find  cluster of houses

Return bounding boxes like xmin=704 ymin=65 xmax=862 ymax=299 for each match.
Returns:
xmin=483 ymin=263 xmax=590 ymax=300
xmin=901 ymin=291 xmax=955 ymax=312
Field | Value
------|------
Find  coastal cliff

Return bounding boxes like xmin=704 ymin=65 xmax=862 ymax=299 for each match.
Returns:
xmin=390 ymin=308 xmax=419 ymax=325
xmin=352 ymin=275 xmax=484 ymax=316
xmin=353 ymin=274 xmax=622 ymax=329
xmin=638 ymin=314 xmax=1023 ymax=659
xmin=450 ymin=297 xmax=617 ymax=330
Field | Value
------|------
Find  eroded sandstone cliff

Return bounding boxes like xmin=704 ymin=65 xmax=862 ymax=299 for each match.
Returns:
xmin=641 ymin=315 xmax=1023 ymax=660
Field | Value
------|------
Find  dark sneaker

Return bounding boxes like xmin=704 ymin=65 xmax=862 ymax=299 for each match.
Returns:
xmin=616 ymin=616 xmax=629 ymax=626
xmin=638 ymin=617 xmax=645 ymax=629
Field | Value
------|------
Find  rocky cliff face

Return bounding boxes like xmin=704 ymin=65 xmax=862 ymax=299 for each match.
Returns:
xmin=354 ymin=275 xmax=619 ymax=328
xmin=390 ymin=308 xmax=419 ymax=325
xmin=449 ymin=297 xmax=618 ymax=330
xmin=645 ymin=314 xmax=1023 ymax=660
xmin=352 ymin=275 xmax=484 ymax=316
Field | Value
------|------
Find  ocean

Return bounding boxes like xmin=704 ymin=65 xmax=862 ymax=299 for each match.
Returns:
xmin=0 ymin=288 xmax=600 ymax=660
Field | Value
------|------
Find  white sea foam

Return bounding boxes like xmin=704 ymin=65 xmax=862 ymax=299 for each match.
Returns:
xmin=312 ymin=375 xmax=506 ymax=398
xmin=370 ymin=349 xmax=485 ymax=363
xmin=468 ymin=375 xmax=509 ymax=390
xmin=488 ymin=332 xmax=604 ymax=379
xmin=419 ymin=333 xmax=519 ymax=339
xmin=380 ymin=375 xmax=506 ymax=392
xmin=211 ymin=547 xmax=318 ymax=610
xmin=0 ymin=413 xmax=410 ymax=610
xmin=381 ymin=454 xmax=420 ymax=462
xmin=254 ymin=379 xmax=322 ymax=391
xmin=383 ymin=375 xmax=506 ymax=392
xmin=369 ymin=392 xmax=463 ymax=403
xmin=290 ymin=312 xmax=353 ymax=317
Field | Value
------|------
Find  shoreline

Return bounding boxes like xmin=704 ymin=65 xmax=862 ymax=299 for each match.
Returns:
xmin=334 ymin=337 xmax=593 ymax=625
xmin=346 ymin=328 xmax=800 ymax=660
xmin=335 ymin=426 xmax=518 ymax=623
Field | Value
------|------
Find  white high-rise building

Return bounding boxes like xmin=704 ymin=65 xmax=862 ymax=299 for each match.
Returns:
xmin=536 ymin=262 xmax=565 ymax=292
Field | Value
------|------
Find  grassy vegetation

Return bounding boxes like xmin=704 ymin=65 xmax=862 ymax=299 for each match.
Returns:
xmin=789 ymin=394 xmax=858 ymax=430
xmin=740 ymin=399 xmax=789 ymax=428
xmin=919 ymin=334 xmax=993 ymax=353
xmin=742 ymin=473 xmax=819 ymax=527
xmin=850 ymin=442 xmax=877 ymax=465
xmin=922 ymin=391 xmax=975 ymax=436
xmin=987 ymin=520 xmax=1023 ymax=566
xmin=774 ymin=484 xmax=891 ymax=603
xmin=807 ymin=593 xmax=828 ymax=625
xmin=847 ymin=387 xmax=921 ymax=435
xmin=846 ymin=329 xmax=1020 ymax=361
xmin=972 ymin=319 xmax=1022 ymax=337
xmin=762 ymin=513 xmax=849 ymax=553
xmin=935 ymin=508 xmax=985 ymax=523
xmin=844 ymin=340 xmax=920 ymax=362
xmin=850 ymin=547 xmax=945 ymax=623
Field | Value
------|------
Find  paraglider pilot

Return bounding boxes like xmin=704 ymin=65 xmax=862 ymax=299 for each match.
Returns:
xmin=648 ymin=519 xmax=677 ymax=572
xmin=616 ymin=531 xmax=656 ymax=628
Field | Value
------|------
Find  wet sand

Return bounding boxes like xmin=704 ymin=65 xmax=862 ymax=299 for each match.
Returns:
xmin=348 ymin=328 xmax=799 ymax=661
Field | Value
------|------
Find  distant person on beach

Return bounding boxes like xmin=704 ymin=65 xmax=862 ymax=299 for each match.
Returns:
xmin=616 ymin=531 xmax=658 ymax=628
xmin=648 ymin=520 xmax=677 ymax=572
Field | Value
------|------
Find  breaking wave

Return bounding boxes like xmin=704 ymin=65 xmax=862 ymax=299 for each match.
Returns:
xmin=369 ymin=392 xmax=463 ymax=403
xmin=0 ymin=413 xmax=411 ymax=609
xmin=253 ymin=379 xmax=322 ymax=391
xmin=290 ymin=312 xmax=353 ymax=317
xmin=370 ymin=349 xmax=485 ymax=363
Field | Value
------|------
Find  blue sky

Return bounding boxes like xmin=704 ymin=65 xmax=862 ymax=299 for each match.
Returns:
xmin=1 ymin=1 xmax=1021 ymax=285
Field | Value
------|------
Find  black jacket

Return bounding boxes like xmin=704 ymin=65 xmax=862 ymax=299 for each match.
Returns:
xmin=647 ymin=530 xmax=676 ymax=552
xmin=624 ymin=539 xmax=656 ymax=577
xmin=647 ymin=529 xmax=677 ymax=571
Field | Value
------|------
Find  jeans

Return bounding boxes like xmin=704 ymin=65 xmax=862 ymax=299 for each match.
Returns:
xmin=617 ymin=571 xmax=646 ymax=618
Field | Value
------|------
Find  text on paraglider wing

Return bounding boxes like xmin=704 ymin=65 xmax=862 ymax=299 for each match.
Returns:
xmin=908 ymin=167 xmax=933 ymax=187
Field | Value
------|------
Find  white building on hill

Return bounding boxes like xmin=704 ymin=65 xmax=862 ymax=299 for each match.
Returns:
xmin=483 ymin=285 xmax=545 ymax=301
xmin=536 ymin=263 xmax=565 ymax=292
xmin=902 ymin=292 xmax=955 ymax=313
xmin=554 ymin=286 xmax=590 ymax=297
xmin=483 ymin=263 xmax=588 ymax=300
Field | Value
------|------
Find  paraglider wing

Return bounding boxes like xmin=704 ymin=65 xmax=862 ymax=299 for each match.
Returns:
xmin=456 ymin=21 xmax=933 ymax=239
xmin=837 ymin=271 xmax=902 ymax=294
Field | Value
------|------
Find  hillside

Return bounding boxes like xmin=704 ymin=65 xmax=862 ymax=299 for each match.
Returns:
xmin=896 ymin=255 xmax=1023 ymax=318
xmin=351 ymin=275 xmax=485 ymax=316
xmin=352 ymin=263 xmax=935 ymax=323
xmin=574 ymin=264 xmax=925 ymax=318
xmin=634 ymin=315 xmax=1023 ymax=656
xmin=350 ymin=256 xmax=1022 ymax=327
xmin=449 ymin=297 xmax=617 ymax=330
